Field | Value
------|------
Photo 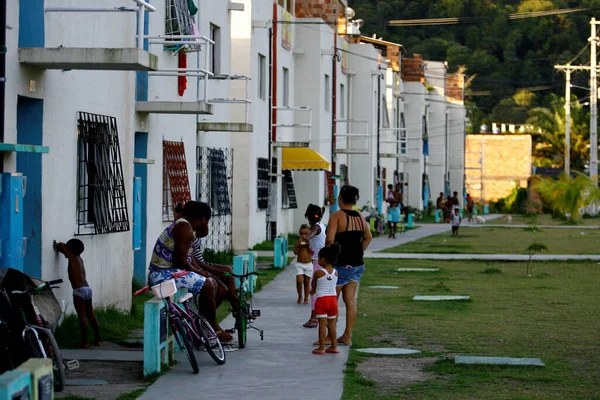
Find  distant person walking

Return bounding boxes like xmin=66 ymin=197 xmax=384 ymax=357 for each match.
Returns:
xmin=451 ymin=208 xmax=462 ymax=237
xmin=326 ymin=185 xmax=372 ymax=346
xmin=466 ymin=193 xmax=475 ymax=222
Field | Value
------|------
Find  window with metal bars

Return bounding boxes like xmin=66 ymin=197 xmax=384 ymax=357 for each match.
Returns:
xmin=325 ymin=171 xmax=335 ymax=205
xmin=400 ymin=112 xmax=407 ymax=154
xmin=281 ymin=170 xmax=298 ymax=209
xmin=340 ymin=164 xmax=349 ymax=186
xmin=257 ymin=158 xmax=269 ymax=210
xmin=163 ymin=141 xmax=192 ymax=221
xmin=197 ymin=147 xmax=232 ymax=216
xmin=422 ymin=115 xmax=429 ymax=156
xmin=76 ymin=112 xmax=130 ymax=235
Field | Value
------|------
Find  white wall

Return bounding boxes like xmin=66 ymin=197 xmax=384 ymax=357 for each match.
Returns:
xmin=402 ymin=81 xmax=426 ymax=209
xmin=345 ymin=43 xmax=381 ymax=209
xmin=5 ymin=0 xmax=139 ymax=311
xmin=230 ymin=0 xmax=271 ymax=249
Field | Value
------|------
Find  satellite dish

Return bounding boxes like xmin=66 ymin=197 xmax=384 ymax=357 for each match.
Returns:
xmin=345 ymin=7 xmax=355 ymax=19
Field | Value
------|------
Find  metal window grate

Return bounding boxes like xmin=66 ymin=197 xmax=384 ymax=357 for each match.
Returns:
xmin=196 ymin=147 xmax=233 ymax=216
xmin=400 ymin=112 xmax=407 ymax=154
xmin=257 ymin=158 xmax=269 ymax=210
xmin=196 ymin=146 xmax=233 ymax=252
xmin=163 ymin=141 xmax=192 ymax=221
xmin=76 ymin=112 xmax=130 ymax=235
xmin=325 ymin=171 xmax=335 ymax=204
xmin=340 ymin=164 xmax=349 ymax=186
xmin=282 ymin=170 xmax=298 ymax=209
xmin=422 ymin=115 xmax=429 ymax=156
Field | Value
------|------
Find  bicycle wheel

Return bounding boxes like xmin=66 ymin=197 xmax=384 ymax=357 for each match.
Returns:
xmin=23 ymin=329 xmax=43 ymax=358
xmin=236 ymin=304 xmax=248 ymax=349
xmin=39 ymin=330 xmax=66 ymax=392
xmin=172 ymin=318 xmax=199 ymax=374
xmin=196 ymin=316 xmax=226 ymax=365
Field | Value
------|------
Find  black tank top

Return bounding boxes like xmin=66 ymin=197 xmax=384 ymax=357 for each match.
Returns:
xmin=334 ymin=210 xmax=365 ymax=267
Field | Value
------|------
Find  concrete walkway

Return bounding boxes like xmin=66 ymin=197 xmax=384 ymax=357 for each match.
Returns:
xmin=140 ymin=265 xmax=349 ymax=400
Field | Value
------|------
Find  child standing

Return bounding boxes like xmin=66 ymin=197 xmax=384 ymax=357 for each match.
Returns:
xmin=302 ymin=204 xmax=326 ymax=328
xmin=387 ymin=201 xmax=401 ymax=239
xmin=294 ymin=224 xmax=314 ymax=304
xmin=53 ymin=239 xmax=101 ymax=348
xmin=451 ymin=208 xmax=461 ymax=237
xmin=310 ymin=244 xmax=340 ymax=355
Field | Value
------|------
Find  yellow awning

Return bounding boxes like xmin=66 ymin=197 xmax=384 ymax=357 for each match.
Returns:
xmin=282 ymin=148 xmax=331 ymax=171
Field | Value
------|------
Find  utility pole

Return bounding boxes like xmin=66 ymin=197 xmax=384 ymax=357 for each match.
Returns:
xmin=565 ymin=66 xmax=571 ymax=176
xmin=591 ymin=18 xmax=598 ymax=183
xmin=554 ymin=64 xmax=572 ymax=176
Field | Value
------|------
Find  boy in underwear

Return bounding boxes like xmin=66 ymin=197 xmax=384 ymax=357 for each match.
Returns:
xmin=294 ymin=224 xmax=314 ymax=304
xmin=53 ymin=239 xmax=100 ymax=348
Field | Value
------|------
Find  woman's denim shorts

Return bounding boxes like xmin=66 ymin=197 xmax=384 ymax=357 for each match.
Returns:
xmin=333 ymin=265 xmax=365 ymax=286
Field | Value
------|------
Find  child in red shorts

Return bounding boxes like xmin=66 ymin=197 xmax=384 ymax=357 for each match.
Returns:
xmin=310 ymin=244 xmax=340 ymax=355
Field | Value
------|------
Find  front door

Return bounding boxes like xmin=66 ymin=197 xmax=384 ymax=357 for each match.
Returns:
xmin=17 ymin=96 xmax=43 ymax=278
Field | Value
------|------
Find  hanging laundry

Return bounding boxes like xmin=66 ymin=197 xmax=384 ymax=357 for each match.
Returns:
xmin=187 ymin=0 xmax=198 ymax=15
xmin=178 ymin=51 xmax=187 ymax=96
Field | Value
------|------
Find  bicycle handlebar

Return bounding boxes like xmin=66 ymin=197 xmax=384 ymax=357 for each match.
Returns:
xmin=224 ymin=271 xmax=267 ymax=278
xmin=133 ymin=270 xmax=190 ymax=296
xmin=10 ymin=279 xmax=63 ymax=295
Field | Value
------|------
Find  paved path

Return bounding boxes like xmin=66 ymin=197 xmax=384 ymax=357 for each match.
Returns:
xmin=469 ymin=224 xmax=600 ymax=229
xmin=362 ymin=253 xmax=600 ymax=261
xmin=140 ymin=265 xmax=349 ymax=400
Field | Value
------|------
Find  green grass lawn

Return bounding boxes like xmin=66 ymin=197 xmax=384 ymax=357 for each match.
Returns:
xmin=487 ymin=214 xmax=600 ymax=226
xmin=56 ymin=266 xmax=287 ymax=347
xmin=381 ymin=226 xmax=600 ymax=254
xmin=251 ymin=233 xmax=300 ymax=251
xmin=343 ymin=258 xmax=600 ymax=399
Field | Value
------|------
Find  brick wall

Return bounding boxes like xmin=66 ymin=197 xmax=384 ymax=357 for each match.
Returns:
xmin=402 ymin=54 xmax=424 ymax=83
xmin=446 ymin=73 xmax=464 ymax=103
xmin=295 ymin=0 xmax=344 ymax=26
xmin=465 ymin=134 xmax=532 ymax=202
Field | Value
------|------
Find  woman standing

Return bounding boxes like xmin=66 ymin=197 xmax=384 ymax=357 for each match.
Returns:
xmin=326 ymin=185 xmax=372 ymax=345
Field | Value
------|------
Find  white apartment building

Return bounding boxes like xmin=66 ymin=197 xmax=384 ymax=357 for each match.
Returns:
xmin=1 ymin=0 xmax=466 ymax=310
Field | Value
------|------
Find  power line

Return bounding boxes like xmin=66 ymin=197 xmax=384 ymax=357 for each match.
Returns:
xmin=389 ymin=7 xmax=592 ymax=27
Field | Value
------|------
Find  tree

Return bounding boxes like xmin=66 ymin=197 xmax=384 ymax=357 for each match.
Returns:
xmin=533 ymin=172 xmax=600 ymax=221
xmin=526 ymin=94 xmax=589 ymax=170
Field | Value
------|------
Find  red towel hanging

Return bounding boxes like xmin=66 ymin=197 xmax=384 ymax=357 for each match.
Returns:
xmin=178 ymin=51 xmax=187 ymax=96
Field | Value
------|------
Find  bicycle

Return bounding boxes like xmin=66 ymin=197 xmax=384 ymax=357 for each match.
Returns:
xmin=6 ymin=278 xmax=70 ymax=392
xmin=224 ymin=270 xmax=266 ymax=349
xmin=134 ymin=271 xmax=226 ymax=374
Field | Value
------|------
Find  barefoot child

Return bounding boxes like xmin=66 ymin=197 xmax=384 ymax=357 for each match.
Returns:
xmin=294 ymin=224 xmax=313 ymax=304
xmin=53 ymin=239 xmax=100 ymax=348
xmin=310 ymin=244 xmax=340 ymax=355
xmin=302 ymin=204 xmax=327 ymax=328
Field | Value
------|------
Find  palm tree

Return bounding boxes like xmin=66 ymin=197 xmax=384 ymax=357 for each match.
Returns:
xmin=526 ymin=94 xmax=589 ymax=171
xmin=533 ymin=172 xmax=600 ymax=221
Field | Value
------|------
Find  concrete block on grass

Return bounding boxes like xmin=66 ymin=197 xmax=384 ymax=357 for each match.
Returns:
xmin=455 ymin=356 xmax=545 ymax=367
xmin=396 ymin=268 xmax=439 ymax=272
xmin=356 ymin=348 xmax=421 ymax=355
xmin=413 ymin=295 xmax=470 ymax=301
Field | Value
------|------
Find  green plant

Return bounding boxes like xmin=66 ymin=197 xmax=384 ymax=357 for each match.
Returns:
xmin=534 ymin=172 xmax=600 ymax=221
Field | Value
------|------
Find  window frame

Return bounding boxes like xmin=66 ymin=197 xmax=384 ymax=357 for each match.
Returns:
xmin=209 ymin=23 xmax=221 ymax=75
xmin=340 ymin=83 xmax=346 ymax=118
xmin=258 ymin=54 xmax=266 ymax=100
xmin=76 ymin=112 xmax=130 ymax=235
xmin=257 ymin=157 xmax=269 ymax=210
xmin=282 ymin=67 xmax=290 ymax=107
xmin=324 ymin=74 xmax=330 ymax=111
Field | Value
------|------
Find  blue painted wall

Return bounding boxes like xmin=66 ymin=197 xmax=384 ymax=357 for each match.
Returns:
xmin=134 ymin=133 xmax=149 ymax=284
xmin=17 ymin=96 xmax=44 ymax=278
xmin=19 ymin=0 xmax=45 ymax=47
